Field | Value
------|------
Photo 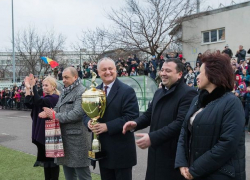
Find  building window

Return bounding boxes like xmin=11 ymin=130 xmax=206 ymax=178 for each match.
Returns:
xmin=203 ymin=32 xmax=209 ymax=43
xmin=218 ymin=29 xmax=225 ymax=40
xmin=202 ymin=28 xmax=225 ymax=43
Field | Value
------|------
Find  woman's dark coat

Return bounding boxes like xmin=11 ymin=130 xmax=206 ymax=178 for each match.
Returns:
xmin=175 ymin=92 xmax=246 ymax=180
xmin=25 ymin=86 xmax=59 ymax=145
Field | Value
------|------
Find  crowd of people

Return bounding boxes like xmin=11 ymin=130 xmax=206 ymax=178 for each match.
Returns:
xmin=0 ymin=78 xmax=44 ymax=110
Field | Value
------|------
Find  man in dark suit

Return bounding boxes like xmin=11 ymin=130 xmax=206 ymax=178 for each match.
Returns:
xmin=123 ymin=58 xmax=198 ymax=180
xmin=83 ymin=57 xmax=139 ymax=180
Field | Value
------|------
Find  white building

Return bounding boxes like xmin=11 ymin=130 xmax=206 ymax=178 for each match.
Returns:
xmin=173 ymin=1 xmax=250 ymax=66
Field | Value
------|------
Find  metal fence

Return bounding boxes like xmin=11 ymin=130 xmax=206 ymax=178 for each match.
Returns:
xmin=57 ymin=76 xmax=158 ymax=112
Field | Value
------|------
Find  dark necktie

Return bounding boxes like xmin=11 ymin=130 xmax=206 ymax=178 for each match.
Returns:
xmin=104 ymin=86 xmax=108 ymax=96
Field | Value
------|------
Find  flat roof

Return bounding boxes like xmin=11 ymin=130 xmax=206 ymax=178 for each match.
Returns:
xmin=182 ymin=1 xmax=250 ymax=22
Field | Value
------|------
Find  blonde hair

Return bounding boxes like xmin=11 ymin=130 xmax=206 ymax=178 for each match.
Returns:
xmin=43 ymin=76 xmax=60 ymax=95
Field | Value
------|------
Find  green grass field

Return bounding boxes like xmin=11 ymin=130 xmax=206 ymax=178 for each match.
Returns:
xmin=0 ymin=145 xmax=100 ymax=180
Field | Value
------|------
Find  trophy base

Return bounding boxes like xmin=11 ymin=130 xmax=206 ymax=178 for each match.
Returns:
xmin=88 ymin=151 xmax=106 ymax=161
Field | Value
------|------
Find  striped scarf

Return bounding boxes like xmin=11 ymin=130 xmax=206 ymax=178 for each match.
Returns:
xmin=62 ymin=77 xmax=81 ymax=97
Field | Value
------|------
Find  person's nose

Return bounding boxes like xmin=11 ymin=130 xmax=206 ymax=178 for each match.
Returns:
xmin=161 ymin=70 xmax=166 ymax=76
xmin=105 ymin=70 xmax=111 ymax=74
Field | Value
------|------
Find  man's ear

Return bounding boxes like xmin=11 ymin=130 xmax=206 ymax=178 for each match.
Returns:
xmin=178 ymin=72 xmax=183 ymax=79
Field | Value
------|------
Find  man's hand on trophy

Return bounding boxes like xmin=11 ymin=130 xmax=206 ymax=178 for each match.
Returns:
xmin=135 ymin=133 xmax=151 ymax=149
xmin=93 ymin=123 xmax=108 ymax=135
xmin=87 ymin=120 xmax=94 ymax=131
xmin=122 ymin=121 xmax=137 ymax=134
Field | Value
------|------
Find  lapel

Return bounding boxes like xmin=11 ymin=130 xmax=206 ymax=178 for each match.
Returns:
xmin=97 ymin=79 xmax=119 ymax=108
xmin=59 ymin=87 xmax=76 ymax=107
xmin=157 ymin=84 xmax=177 ymax=101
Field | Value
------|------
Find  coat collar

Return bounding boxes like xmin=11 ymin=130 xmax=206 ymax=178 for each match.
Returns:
xmin=59 ymin=85 xmax=78 ymax=106
xmin=160 ymin=77 xmax=184 ymax=97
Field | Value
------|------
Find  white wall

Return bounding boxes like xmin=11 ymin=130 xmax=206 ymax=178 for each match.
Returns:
xmin=182 ymin=4 xmax=250 ymax=66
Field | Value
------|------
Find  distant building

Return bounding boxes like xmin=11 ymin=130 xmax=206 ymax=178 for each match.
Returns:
xmin=0 ymin=50 xmax=101 ymax=80
xmin=171 ymin=1 xmax=250 ymax=66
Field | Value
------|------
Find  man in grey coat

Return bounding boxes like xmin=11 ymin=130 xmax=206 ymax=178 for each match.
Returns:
xmin=40 ymin=67 xmax=91 ymax=180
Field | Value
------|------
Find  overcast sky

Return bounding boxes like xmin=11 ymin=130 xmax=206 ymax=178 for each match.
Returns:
xmin=0 ymin=0 xmax=247 ymax=51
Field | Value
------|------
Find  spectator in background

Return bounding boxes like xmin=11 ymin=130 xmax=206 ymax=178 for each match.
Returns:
xmin=8 ymin=88 xmax=14 ymax=109
xmin=92 ymin=62 xmax=98 ymax=77
xmin=247 ymin=58 xmax=250 ymax=66
xmin=187 ymin=80 xmax=194 ymax=87
xmin=116 ymin=57 xmax=122 ymax=65
xmin=77 ymin=66 xmax=83 ymax=79
xmin=222 ymin=45 xmax=233 ymax=58
xmin=127 ymin=55 xmax=133 ymax=75
xmin=182 ymin=58 xmax=190 ymax=68
xmin=143 ymin=60 xmax=149 ymax=76
xmin=1 ymin=89 xmax=6 ymax=109
xmin=58 ymin=69 xmax=63 ymax=80
xmin=159 ymin=55 xmax=165 ymax=70
xmin=244 ymin=86 xmax=250 ymax=128
xmin=117 ymin=64 xmax=124 ymax=77
xmin=121 ymin=68 xmax=129 ymax=77
xmin=14 ymin=89 xmax=21 ymax=110
xmin=148 ymin=60 xmax=157 ymax=80
xmin=4 ymin=88 xmax=10 ymax=109
xmin=53 ymin=68 xmax=58 ymax=79
xmin=178 ymin=54 xmax=183 ymax=61
xmin=83 ymin=65 xmax=90 ymax=78
xmin=36 ymin=83 xmax=43 ymax=97
xmin=166 ymin=52 xmax=179 ymax=59
xmin=130 ymin=58 xmax=138 ymax=75
xmin=194 ymin=66 xmax=200 ymax=87
xmin=137 ymin=62 xmax=145 ymax=76
xmin=20 ymin=81 xmax=25 ymax=90
xmin=133 ymin=54 xmax=140 ymax=64
xmin=236 ymin=45 xmax=246 ymax=63
xmin=130 ymin=67 xmax=137 ymax=76
xmin=196 ymin=53 xmax=202 ymax=65
xmin=124 ymin=63 xmax=130 ymax=73
xmin=184 ymin=66 xmax=195 ymax=86
xmin=195 ymin=61 xmax=201 ymax=69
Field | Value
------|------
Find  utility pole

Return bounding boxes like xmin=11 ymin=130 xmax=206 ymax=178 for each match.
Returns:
xmin=197 ymin=0 xmax=200 ymax=13
xmin=80 ymin=49 xmax=82 ymax=70
xmin=12 ymin=0 xmax=16 ymax=83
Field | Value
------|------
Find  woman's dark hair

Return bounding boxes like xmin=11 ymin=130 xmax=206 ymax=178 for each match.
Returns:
xmin=201 ymin=51 xmax=234 ymax=90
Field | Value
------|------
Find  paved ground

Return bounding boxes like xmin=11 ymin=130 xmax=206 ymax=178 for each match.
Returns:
xmin=0 ymin=109 xmax=249 ymax=179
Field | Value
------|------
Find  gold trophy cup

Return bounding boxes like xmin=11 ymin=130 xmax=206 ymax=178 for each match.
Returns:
xmin=82 ymin=72 xmax=106 ymax=160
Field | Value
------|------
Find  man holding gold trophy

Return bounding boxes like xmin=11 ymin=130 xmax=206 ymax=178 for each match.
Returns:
xmin=83 ymin=57 xmax=139 ymax=180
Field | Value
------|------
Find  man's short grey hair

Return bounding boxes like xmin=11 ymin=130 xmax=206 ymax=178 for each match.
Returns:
xmin=63 ymin=67 xmax=78 ymax=77
xmin=97 ymin=57 xmax=116 ymax=70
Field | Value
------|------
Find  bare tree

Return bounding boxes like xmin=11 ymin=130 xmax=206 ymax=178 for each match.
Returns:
xmin=15 ymin=27 xmax=66 ymax=76
xmin=75 ymin=28 xmax=115 ymax=62
xmin=107 ymin=0 xmax=198 ymax=59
